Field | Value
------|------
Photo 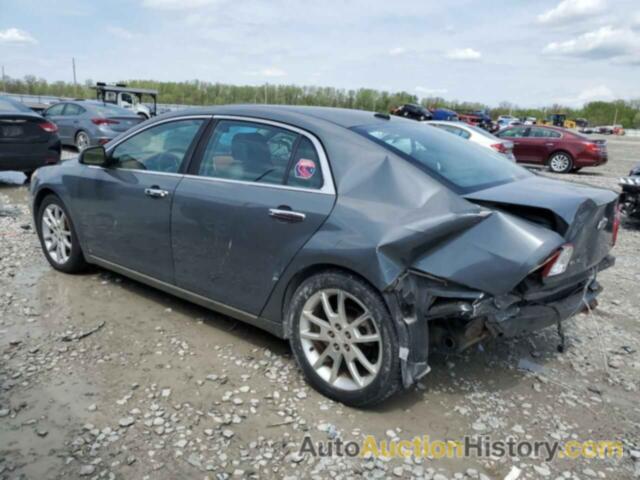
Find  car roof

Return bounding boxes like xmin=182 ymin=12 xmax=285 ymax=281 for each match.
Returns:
xmin=157 ymin=104 xmax=397 ymax=130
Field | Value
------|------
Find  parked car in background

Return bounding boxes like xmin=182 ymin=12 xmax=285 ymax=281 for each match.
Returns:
xmin=458 ymin=111 xmax=494 ymax=132
xmin=30 ymin=105 xmax=618 ymax=406
xmin=0 ymin=95 xmax=61 ymax=180
xmin=390 ymin=103 xmax=432 ymax=121
xmin=524 ymin=117 xmax=537 ymax=125
xmin=497 ymin=115 xmax=521 ymax=129
xmin=428 ymin=121 xmax=515 ymax=161
xmin=595 ymin=126 xmax=614 ymax=135
xmin=496 ymin=125 xmax=607 ymax=173
xmin=619 ymin=163 xmax=640 ymax=219
xmin=42 ymin=101 xmax=144 ymax=151
xmin=430 ymin=108 xmax=459 ymax=121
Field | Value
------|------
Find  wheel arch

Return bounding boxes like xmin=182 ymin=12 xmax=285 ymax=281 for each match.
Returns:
xmin=32 ymin=187 xmax=59 ymax=224
xmin=280 ymin=263 xmax=388 ymax=339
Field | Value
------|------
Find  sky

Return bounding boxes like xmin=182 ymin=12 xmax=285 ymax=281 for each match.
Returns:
xmin=0 ymin=0 xmax=639 ymax=107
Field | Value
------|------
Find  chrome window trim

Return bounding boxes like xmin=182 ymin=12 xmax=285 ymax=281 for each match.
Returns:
xmin=94 ymin=113 xmax=336 ymax=196
xmin=104 ymin=115 xmax=214 ymax=155
xmin=211 ymin=115 xmax=335 ymax=195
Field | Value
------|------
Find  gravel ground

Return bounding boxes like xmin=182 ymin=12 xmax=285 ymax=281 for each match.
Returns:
xmin=1 ymin=138 xmax=639 ymax=480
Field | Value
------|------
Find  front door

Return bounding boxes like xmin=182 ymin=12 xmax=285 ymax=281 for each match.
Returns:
xmin=75 ymin=118 xmax=207 ymax=283
xmin=171 ymin=119 xmax=335 ymax=315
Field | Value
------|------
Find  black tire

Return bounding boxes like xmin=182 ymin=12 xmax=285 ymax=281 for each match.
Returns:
xmin=75 ymin=131 xmax=91 ymax=151
xmin=287 ymin=270 xmax=401 ymax=407
xmin=36 ymin=194 xmax=87 ymax=273
xmin=548 ymin=151 xmax=574 ymax=173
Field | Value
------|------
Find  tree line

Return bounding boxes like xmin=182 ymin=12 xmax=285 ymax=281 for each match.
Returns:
xmin=3 ymin=75 xmax=640 ymax=128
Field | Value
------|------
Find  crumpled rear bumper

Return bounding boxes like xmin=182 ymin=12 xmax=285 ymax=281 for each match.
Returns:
xmin=385 ymin=254 xmax=614 ymax=388
xmin=485 ymin=275 xmax=602 ymax=338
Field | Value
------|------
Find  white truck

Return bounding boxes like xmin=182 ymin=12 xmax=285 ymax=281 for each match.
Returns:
xmin=92 ymin=83 xmax=158 ymax=119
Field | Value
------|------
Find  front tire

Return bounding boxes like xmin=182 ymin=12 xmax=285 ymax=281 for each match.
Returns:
xmin=288 ymin=271 xmax=401 ymax=407
xmin=548 ymin=152 xmax=573 ymax=173
xmin=37 ymin=195 xmax=87 ymax=273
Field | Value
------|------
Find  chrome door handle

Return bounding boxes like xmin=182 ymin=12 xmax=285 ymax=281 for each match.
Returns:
xmin=269 ymin=208 xmax=306 ymax=222
xmin=144 ymin=187 xmax=169 ymax=198
xmin=545 ymin=143 xmax=555 ymax=146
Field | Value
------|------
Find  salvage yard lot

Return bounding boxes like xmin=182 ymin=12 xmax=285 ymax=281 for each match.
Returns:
xmin=1 ymin=137 xmax=639 ymax=479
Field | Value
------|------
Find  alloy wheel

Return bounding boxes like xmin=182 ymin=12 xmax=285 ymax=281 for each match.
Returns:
xmin=299 ymin=289 xmax=382 ymax=391
xmin=41 ymin=204 xmax=72 ymax=265
xmin=76 ymin=132 xmax=90 ymax=151
xmin=550 ymin=153 xmax=571 ymax=173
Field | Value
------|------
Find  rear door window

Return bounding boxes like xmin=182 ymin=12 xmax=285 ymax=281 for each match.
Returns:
xmin=64 ymin=104 xmax=85 ymax=116
xmin=286 ymin=137 xmax=324 ymax=189
xmin=44 ymin=104 xmax=65 ymax=116
xmin=530 ymin=127 xmax=561 ymax=138
xmin=197 ymin=120 xmax=298 ymax=185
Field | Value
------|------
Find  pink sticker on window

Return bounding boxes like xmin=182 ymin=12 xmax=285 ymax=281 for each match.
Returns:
xmin=295 ymin=158 xmax=317 ymax=180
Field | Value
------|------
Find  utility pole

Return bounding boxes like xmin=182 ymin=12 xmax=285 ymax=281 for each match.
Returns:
xmin=1 ymin=65 xmax=5 ymax=92
xmin=613 ymin=107 xmax=618 ymax=126
xmin=72 ymin=57 xmax=77 ymax=92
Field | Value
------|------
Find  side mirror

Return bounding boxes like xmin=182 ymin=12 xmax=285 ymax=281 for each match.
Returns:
xmin=79 ymin=146 xmax=109 ymax=167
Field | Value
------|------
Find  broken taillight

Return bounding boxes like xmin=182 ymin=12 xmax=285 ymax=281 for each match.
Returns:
xmin=612 ymin=204 xmax=621 ymax=246
xmin=541 ymin=244 xmax=574 ymax=278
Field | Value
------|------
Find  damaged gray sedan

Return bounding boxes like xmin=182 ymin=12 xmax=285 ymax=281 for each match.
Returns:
xmin=30 ymin=106 xmax=619 ymax=406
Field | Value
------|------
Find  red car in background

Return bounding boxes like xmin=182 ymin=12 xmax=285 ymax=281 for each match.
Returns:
xmin=496 ymin=125 xmax=607 ymax=173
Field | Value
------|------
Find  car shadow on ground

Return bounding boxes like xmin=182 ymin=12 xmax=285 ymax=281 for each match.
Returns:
xmin=91 ymin=266 xmax=568 ymax=411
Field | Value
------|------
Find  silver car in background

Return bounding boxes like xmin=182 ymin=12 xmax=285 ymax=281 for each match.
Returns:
xmin=428 ymin=120 xmax=516 ymax=161
xmin=42 ymin=101 xmax=144 ymax=151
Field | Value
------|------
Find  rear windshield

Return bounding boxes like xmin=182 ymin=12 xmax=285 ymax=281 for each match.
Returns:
xmin=353 ymin=121 xmax=531 ymax=193
xmin=0 ymin=97 xmax=34 ymax=113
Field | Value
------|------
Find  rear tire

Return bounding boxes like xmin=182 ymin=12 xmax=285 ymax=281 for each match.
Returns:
xmin=288 ymin=271 xmax=401 ymax=407
xmin=36 ymin=194 xmax=87 ymax=273
xmin=548 ymin=151 xmax=573 ymax=173
xmin=75 ymin=131 xmax=90 ymax=151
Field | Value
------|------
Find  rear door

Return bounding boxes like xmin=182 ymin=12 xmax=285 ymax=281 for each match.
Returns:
xmin=75 ymin=117 xmax=208 ymax=283
xmin=62 ymin=103 xmax=86 ymax=140
xmin=526 ymin=127 xmax=562 ymax=164
xmin=43 ymin=103 xmax=68 ymax=142
xmin=171 ymin=117 xmax=335 ymax=316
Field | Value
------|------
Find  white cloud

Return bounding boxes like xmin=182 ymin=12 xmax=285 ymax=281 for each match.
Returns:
xmin=445 ymin=48 xmax=481 ymax=60
xmin=0 ymin=27 xmax=37 ymax=45
xmin=258 ymin=67 xmax=286 ymax=77
xmin=538 ymin=0 xmax=605 ymax=25
xmin=555 ymin=85 xmax=615 ymax=106
xmin=106 ymin=26 xmax=137 ymax=40
xmin=388 ymin=47 xmax=406 ymax=56
xmin=142 ymin=0 xmax=220 ymax=9
xmin=415 ymin=86 xmax=448 ymax=95
xmin=543 ymin=25 xmax=640 ymax=63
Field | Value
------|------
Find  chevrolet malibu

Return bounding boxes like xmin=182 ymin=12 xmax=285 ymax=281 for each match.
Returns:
xmin=30 ymin=106 xmax=618 ymax=406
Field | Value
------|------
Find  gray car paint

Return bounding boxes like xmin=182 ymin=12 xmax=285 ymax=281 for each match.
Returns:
xmin=43 ymin=101 xmax=143 ymax=147
xmin=30 ymin=105 xmax=618 ymax=389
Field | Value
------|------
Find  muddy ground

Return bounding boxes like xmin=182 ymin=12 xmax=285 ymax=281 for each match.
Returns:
xmin=1 ymin=137 xmax=639 ymax=480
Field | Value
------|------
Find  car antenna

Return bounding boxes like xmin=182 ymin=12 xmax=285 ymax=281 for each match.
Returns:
xmin=374 ymin=112 xmax=390 ymax=120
